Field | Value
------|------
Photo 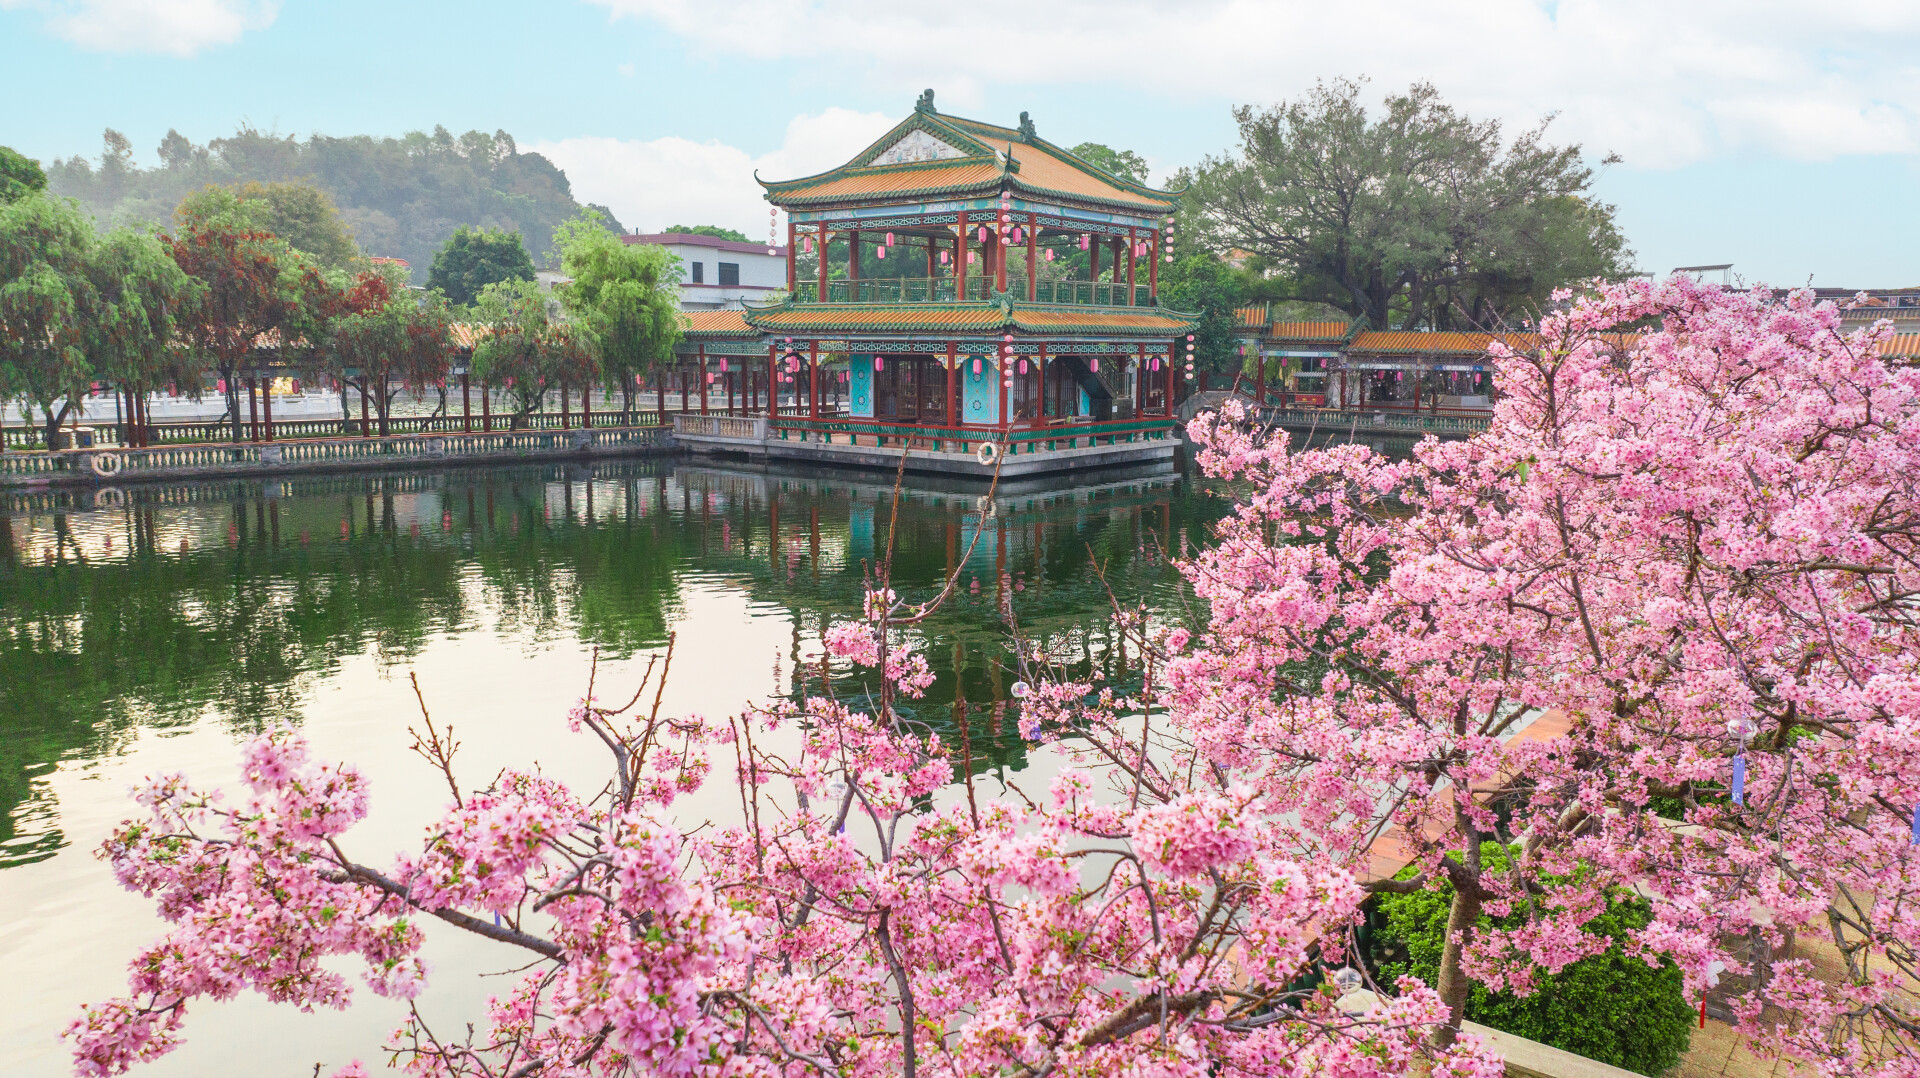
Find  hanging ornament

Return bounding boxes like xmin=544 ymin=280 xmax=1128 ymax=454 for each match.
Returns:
xmin=877 ymin=246 xmax=887 ymax=259
xmin=1045 ymin=248 xmax=1055 ymax=261
xmin=1080 ymin=234 xmax=1091 ymax=250
xmin=886 ymin=232 xmax=895 ymax=246
xmin=875 ymin=356 xmax=884 ymax=370
xmin=967 ymin=251 xmax=976 ymax=264
xmin=978 ymin=226 xmax=990 ymax=243
xmin=1018 ymin=359 xmax=1028 ymax=375
xmin=803 ymin=236 xmax=813 ymax=254
xmin=940 ymin=250 xmax=950 ymax=265
xmin=720 ymin=359 xmax=729 ymax=372
xmin=1091 ymin=357 xmax=1100 ymax=372
xmin=972 ymin=357 xmax=982 ymax=375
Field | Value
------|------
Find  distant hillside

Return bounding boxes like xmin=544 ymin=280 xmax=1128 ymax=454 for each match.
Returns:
xmin=46 ymin=126 xmax=622 ymax=277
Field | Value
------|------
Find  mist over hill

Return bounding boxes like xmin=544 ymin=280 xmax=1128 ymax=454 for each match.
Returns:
xmin=46 ymin=126 xmax=623 ymax=276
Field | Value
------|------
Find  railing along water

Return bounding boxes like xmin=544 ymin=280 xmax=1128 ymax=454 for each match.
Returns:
xmin=767 ymin=416 xmax=1177 ymax=455
xmin=1 ymin=425 xmax=673 ymax=486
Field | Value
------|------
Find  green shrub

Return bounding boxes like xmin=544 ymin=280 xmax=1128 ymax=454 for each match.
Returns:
xmin=1369 ymin=844 xmax=1692 ymax=1076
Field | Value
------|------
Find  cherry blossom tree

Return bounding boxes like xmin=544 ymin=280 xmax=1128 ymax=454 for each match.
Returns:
xmin=66 ymin=479 xmax=1501 ymax=1078
xmin=1171 ymin=277 xmax=1920 ymax=1074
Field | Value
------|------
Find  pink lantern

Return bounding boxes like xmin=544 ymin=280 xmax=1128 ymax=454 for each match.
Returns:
xmin=1011 ymin=227 xmax=1023 ymax=244
xmin=972 ymin=358 xmax=982 ymax=375
xmin=1091 ymin=358 xmax=1100 ymax=372
xmin=708 ymin=372 xmax=717 ymax=383
xmin=885 ymin=232 xmax=895 ymax=245
xmin=720 ymin=359 xmax=729 ymax=372
xmin=967 ymin=251 xmax=976 ymax=264
xmin=1045 ymin=248 xmax=1055 ymax=262
xmin=877 ymin=246 xmax=886 ymax=259
xmin=875 ymin=356 xmax=884 ymax=370
xmin=940 ymin=250 xmax=949 ymax=264
xmin=1080 ymin=234 xmax=1090 ymax=250
xmin=978 ymin=226 xmax=989 ymax=242
xmin=803 ymin=237 xmax=813 ymax=253
xmin=1004 ymin=334 xmax=1014 ymax=343
xmin=1018 ymin=359 xmax=1028 ymax=375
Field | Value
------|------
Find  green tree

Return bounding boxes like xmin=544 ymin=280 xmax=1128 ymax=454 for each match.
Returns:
xmin=0 ymin=146 xmax=48 ymax=203
xmin=1068 ymin=143 xmax=1149 ymax=185
xmin=1155 ymin=253 xmax=1245 ymax=377
xmin=663 ymin=224 xmax=749 ymax=242
xmin=429 ymin=226 xmax=536 ymax=306
xmin=1187 ymin=78 xmax=1632 ymax=331
xmin=552 ymin=210 xmax=681 ymax=421
xmin=469 ymin=278 xmax=598 ymax=427
xmin=0 ymin=194 xmax=94 ymax=447
xmin=228 ymin=180 xmax=362 ymax=270
xmin=82 ymin=227 xmax=207 ymax=445
xmin=1371 ymin=844 xmax=1692 ymax=1076
xmin=325 ymin=266 xmax=454 ymax=435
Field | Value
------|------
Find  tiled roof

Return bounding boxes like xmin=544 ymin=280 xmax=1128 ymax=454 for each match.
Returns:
xmin=767 ymin=161 xmax=1004 ymax=204
xmin=762 ymin=105 xmax=1178 ymax=214
xmin=1351 ymin=331 xmax=1526 ymax=355
xmin=1013 ymin=308 xmax=1195 ymax=333
xmin=1881 ymin=333 xmax=1920 ymax=358
xmin=680 ymin=310 xmax=756 ymax=337
xmin=448 ymin=323 xmax=490 ymax=349
xmin=1270 ymin=321 xmax=1353 ymax=341
xmin=1235 ymin=306 xmax=1269 ymax=330
xmin=748 ymin=306 xmax=1006 ymax=333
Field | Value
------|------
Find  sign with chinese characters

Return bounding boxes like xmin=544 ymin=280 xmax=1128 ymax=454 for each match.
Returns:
xmin=873 ymin=129 xmax=966 ymax=165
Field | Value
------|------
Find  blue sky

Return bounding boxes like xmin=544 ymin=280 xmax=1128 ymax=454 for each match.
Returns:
xmin=4 ymin=0 xmax=1917 ymax=286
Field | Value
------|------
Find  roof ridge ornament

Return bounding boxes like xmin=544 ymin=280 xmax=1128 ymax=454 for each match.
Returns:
xmin=916 ymin=89 xmax=936 ymax=114
xmin=1018 ymin=111 xmax=1036 ymax=142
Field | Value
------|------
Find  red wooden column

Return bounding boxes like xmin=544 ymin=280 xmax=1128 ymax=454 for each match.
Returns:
xmin=262 ymin=377 xmax=274 ymax=441
xmin=1150 ymin=225 xmax=1159 ymax=299
xmin=847 ymin=230 xmax=860 ymax=282
xmin=946 ymin=343 xmax=958 ymax=428
xmin=809 ymin=341 xmax=820 ymax=419
xmin=1165 ymin=343 xmax=1176 ymax=418
xmin=924 ymin=238 xmax=936 ymax=278
xmin=956 ymin=213 xmax=969 ymax=300
xmin=1126 ymin=228 xmax=1138 ymax=305
xmin=1026 ymin=213 xmax=1037 ymax=300
xmin=994 ymin=232 xmax=1007 ymax=295
xmin=247 ymin=377 xmax=260 ymax=441
xmin=767 ymin=345 xmax=778 ymax=417
xmin=1136 ymin=345 xmax=1146 ymax=415
xmin=1037 ymin=342 xmax=1049 ymax=420
xmin=817 ymin=228 xmax=829 ymax=299
xmin=699 ymin=346 xmax=709 ymax=414
xmin=998 ymin=351 xmax=1010 ymax=432
xmin=786 ymin=219 xmax=796 ymax=289
xmin=461 ymin=373 xmax=472 ymax=432
xmin=1090 ymin=236 xmax=1101 ymax=286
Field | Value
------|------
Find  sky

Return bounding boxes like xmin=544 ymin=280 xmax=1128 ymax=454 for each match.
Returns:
xmin=3 ymin=0 xmax=1917 ymax=286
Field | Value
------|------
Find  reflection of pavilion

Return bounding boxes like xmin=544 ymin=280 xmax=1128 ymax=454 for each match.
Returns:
xmin=671 ymin=92 xmax=1196 ymax=479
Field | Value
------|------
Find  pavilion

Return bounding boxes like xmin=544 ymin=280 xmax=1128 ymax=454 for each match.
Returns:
xmin=671 ymin=91 xmax=1198 ymax=477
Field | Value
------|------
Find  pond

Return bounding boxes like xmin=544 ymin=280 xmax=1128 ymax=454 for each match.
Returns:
xmin=0 ymin=458 xmax=1228 ymax=1077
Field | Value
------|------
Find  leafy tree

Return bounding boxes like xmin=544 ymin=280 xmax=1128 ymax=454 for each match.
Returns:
xmin=1372 ymin=844 xmax=1692 ymax=1075
xmin=663 ymin=224 xmax=749 ymax=242
xmin=469 ymin=277 xmax=597 ymax=427
xmin=1155 ymin=252 xmax=1245 ymax=376
xmin=228 ymin=181 xmax=362 ymax=270
xmin=552 ymin=210 xmax=681 ymax=421
xmin=81 ymin=227 xmax=206 ymax=446
xmin=0 ymin=193 xmax=94 ymax=447
xmin=1069 ymin=142 xmax=1150 ymax=185
xmin=165 ymin=189 xmax=314 ymax=441
xmin=324 ymin=266 xmax=454 ymax=435
xmin=0 ymin=146 xmax=47 ymax=203
xmin=1187 ymin=78 xmax=1631 ymax=330
xmin=45 ymin=125 xmax=615 ymax=274
xmin=428 ymin=225 xmax=535 ymax=306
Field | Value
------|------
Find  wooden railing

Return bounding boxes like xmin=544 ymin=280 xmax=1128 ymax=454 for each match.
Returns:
xmin=789 ymin=276 xmax=1152 ymax=307
xmin=0 ymin=426 xmax=673 ymax=486
xmin=768 ymin=416 xmax=1177 ymax=455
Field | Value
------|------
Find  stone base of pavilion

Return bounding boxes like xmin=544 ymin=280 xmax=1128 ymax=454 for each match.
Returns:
xmin=671 ymin=414 xmax=1178 ymax=481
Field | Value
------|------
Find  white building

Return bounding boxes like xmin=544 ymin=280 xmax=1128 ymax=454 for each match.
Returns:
xmin=623 ymin=232 xmax=789 ymax=311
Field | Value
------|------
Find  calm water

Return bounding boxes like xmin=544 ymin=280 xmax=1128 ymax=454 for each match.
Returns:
xmin=0 ymin=459 xmax=1225 ymax=1077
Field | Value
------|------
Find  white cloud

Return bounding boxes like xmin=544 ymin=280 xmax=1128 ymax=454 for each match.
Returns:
xmin=531 ymin=108 xmax=898 ymax=236
xmin=0 ymin=0 xmax=277 ymax=56
xmin=586 ymin=0 xmax=1920 ymax=169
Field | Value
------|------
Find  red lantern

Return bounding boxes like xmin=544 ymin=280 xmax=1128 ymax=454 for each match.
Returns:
xmin=877 ymin=246 xmax=886 ymax=259
xmin=885 ymin=232 xmax=895 ymax=245
xmin=875 ymin=356 xmax=884 ymax=371
xmin=972 ymin=358 xmax=982 ymax=375
xmin=1091 ymin=358 xmax=1099 ymax=372
xmin=1018 ymin=359 xmax=1027 ymax=375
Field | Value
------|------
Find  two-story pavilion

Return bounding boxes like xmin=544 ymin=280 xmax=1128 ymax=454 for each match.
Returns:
xmin=672 ymin=91 xmax=1198 ymax=478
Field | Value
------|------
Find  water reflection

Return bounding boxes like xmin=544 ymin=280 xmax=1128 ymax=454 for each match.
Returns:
xmin=0 ymin=460 xmax=1226 ymax=870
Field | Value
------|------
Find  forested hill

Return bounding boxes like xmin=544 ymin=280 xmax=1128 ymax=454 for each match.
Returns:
xmin=46 ymin=126 xmax=622 ymax=276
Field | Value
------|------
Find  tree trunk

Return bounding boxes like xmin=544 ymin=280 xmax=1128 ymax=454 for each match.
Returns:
xmin=1431 ymin=841 xmax=1485 ymax=1049
xmin=41 ymin=399 xmax=72 ymax=451
xmin=340 ymin=383 xmax=354 ymax=435
xmin=224 ymin=368 xmax=244 ymax=443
